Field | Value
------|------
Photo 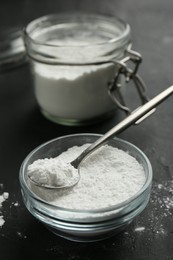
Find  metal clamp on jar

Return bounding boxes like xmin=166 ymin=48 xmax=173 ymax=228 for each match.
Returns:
xmin=24 ymin=13 xmax=152 ymax=126
xmin=108 ymin=48 xmax=156 ymax=123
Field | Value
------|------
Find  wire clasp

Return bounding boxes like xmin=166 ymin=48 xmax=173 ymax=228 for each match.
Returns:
xmin=108 ymin=49 xmax=151 ymax=117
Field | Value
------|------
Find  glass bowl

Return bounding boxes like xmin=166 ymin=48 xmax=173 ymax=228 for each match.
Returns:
xmin=19 ymin=134 xmax=152 ymax=242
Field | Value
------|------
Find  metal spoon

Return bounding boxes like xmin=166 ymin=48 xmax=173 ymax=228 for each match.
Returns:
xmin=29 ymin=85 xmax=173 ymax=189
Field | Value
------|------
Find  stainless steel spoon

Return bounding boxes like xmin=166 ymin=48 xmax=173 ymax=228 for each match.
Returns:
xmin=29 ymin=85 xmax=173 ymax=189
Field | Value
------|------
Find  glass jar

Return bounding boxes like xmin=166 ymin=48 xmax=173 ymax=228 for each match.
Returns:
xmin=24 ymin=13 xmax=136 ymax=126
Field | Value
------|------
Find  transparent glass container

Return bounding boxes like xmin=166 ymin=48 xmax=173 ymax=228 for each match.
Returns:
xmin=0 ymin=27 xmax=26 ymax=72
xmin=19 ymin=134 xmax=153 ymax=242
xmin=24 ymin=13 xmax=131 ymax=125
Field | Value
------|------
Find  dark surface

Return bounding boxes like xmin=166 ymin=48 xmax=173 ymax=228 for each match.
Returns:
xmin=0 ymin=0 xmax=173 ymax=259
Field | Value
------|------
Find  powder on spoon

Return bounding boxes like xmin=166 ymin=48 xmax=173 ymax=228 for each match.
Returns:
xmin=28 ymin=144 xmax=146 ymax=210
xmin=28 ymin=159 xmax=78 ymax=187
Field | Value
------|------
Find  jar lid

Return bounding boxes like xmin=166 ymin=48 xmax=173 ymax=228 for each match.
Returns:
xmin=0 ymin=27 xmax=27 ymax=72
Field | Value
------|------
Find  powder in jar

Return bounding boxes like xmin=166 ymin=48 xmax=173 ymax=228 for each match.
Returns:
xmin=28 ymin=144 xmax=146 ymax=210
xmin=32 ymin=32 xmax=116 ymax=121
xmin=34 ymin=63 xmax=115 ymax=121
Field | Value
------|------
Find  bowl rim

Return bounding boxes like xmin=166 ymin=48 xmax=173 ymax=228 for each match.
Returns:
xmin=19 ymin=133 xmax=152 ymax=214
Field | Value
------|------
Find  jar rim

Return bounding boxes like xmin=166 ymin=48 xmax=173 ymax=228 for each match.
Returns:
xmin=24 ymin=13 xmax=131 ymax=48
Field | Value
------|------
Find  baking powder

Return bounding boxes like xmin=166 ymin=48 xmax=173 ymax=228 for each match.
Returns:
xmin=0 ymin=191 xmax=9 ymax=227
xmin=28 ymin=144 xmax=146 ymax=210
xmin=28 ymin=158 xmax=78 ymax=187
xmin=34 ymin=63 xmax=115 ymax=120
xmin=32 ymin=30 xmax=117 ymax=121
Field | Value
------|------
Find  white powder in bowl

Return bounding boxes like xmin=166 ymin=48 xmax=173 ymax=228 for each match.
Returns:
xmin=28 ymin=144 xmax=146 ymax=210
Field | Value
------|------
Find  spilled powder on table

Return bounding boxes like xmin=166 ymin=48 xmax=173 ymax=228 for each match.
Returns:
xmin=133 ymin=180 xmax=173 ymax=236
xmin=134 ymin=226 xmax=145 ymax=232
xmin=0 ymin=187 xmax=27 ymax=239
xmin=149 ymin=180 xmax=173 ymax=234
xmin=0 ymin=186 xmax=9 ymax=227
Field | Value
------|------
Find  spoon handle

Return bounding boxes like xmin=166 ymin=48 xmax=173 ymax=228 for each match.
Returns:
xmin=72 ymin=86 xmax=173 ymax=168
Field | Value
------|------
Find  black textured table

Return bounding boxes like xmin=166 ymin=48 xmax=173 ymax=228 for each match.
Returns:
xmin=0 ymin=0 xmax=173 ymax=259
